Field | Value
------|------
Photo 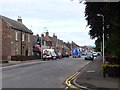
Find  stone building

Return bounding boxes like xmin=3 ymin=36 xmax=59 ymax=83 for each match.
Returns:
xmin=0 ymin=15 xmax=33 ymax=61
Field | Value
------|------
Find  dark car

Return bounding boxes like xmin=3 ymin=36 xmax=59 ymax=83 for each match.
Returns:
xmin=55 ymin=52 xmax=62 ymax=59
xmin=62 ymin=52 xmax=69 ymax=58
xmin=85 ymin=53 xmax=94 ymax=61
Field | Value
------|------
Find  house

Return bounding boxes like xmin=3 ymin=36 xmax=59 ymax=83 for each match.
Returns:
xmin=0 ymin=15 xmax=33 ymax=62
xmin=51 ymin=33 xmax=64 ymax=53
xmin=43 ymin=31 xmax=57 ymax=49
xmin=43 ymin=31 xmax=65 ymax=54
xmin=64 ymin=41 xmax=80 ymax=55
xmin=63 ymin=42 xmax=71 ymax=55
xmin=43 ymin=31 xmax=72 ymax=56
xmin=32 ymin=34 xmax=52 ymax=56
xmin=71 ymin=41 xmax=80 ymax=49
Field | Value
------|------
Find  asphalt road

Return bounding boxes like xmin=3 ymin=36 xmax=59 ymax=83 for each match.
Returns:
xmin=2 ymin=57 xmax=90 ymax=88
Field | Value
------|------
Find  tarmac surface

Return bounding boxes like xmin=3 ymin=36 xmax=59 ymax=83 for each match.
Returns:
xmin=74 ymin=56 xmax=120 ymax=90
xmin=1 ymin=56 xmax=119 ymax=89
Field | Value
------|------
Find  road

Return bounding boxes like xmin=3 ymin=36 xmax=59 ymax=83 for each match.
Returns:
xmin=2 ymin=57 xmax=90 ymax=88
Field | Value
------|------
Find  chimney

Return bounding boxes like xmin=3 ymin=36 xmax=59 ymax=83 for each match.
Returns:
xmin=36 ymin=34 xmax=39 ymax=37
xmin=17 ymin=16 xmax=22 ymax=23
xmin=45 ymin=31 xmax=49 ymax=36
xmin=41 ymin=34 xmax=44 ymax=37
xmin=53 ymin=33 xmax=57 ymax=39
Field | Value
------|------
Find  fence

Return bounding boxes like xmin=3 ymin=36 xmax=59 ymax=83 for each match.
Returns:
xmin=11 ymin=56 xmax=41 ymax=61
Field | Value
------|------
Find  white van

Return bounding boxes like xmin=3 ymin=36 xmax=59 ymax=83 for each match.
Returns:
xmin=42 ymin=49 xmax=57 ymax=60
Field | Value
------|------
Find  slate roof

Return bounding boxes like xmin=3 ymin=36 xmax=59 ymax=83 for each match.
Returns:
xmin=63 ymin=42 xmax=70 ymax=50
xmin=72 ymin=42 xmax=80 ymax=48
xmin=0 ymin=15 xmax=33 ymax=34
xmin=33 ymin=35 xmax=52 ymax=46
xmin=48 ymin=36 xmax=56 ymax=43
xmin=33 ymin=35 xmax=39 ymax=46
xmin=48 ymin=36 xmax=64 ymax=46
xmin=58 ymin=39 xmax=63 ymax=45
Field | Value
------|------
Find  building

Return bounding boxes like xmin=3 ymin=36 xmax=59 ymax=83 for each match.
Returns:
xmin=43 ymin=31 xmax=56 ymax=49
xmin=0 ymin=15 xmax=33 ymax=61
xmin=32 ymin=34 xmax=52 ymax=56
xmin=43 ymin=31 xmax=65 ymax=53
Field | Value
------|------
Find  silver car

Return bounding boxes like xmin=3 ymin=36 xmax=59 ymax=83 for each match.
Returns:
xmin=85 ymin=53 xmax=94 ymax=61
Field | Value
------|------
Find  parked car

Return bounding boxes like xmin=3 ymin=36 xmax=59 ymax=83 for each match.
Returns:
xmin=82 ymin=52 xmax=87 ymax=56
xmin=51 ymin=51 xmax=57 ymax=60
xmin=55 ymin=52 xmax=62 ymax=59
xmin=62 ymin=52 xmax=69 ymax=58
xmin=85 ymin=53 xmax=94 ymax=61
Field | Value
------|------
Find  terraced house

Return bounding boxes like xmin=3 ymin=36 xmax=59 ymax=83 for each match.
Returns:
xmin=0 ymin=15 xmax=33 ymax=62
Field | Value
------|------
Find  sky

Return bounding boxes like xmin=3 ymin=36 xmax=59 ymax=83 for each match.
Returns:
xmin=0 ymin=0 xmax=95 ymax=47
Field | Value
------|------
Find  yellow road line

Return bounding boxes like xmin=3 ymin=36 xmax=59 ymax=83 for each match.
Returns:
xmin=65 ymin=72 xmax=80 ymax=89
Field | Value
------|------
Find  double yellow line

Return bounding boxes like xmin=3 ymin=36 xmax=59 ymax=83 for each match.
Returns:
xmin=65 ymin=72 xmax=80 ymax=89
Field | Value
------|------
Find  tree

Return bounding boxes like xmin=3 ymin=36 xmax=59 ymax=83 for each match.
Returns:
xmin=84 ymin=2 xmax=120 ymax=57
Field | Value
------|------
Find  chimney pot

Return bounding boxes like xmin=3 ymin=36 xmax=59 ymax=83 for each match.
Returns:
xmin=46 ymin=31 xmax=49 ymax=36
xmin=17 ymin=16 xmax=22 ymax=23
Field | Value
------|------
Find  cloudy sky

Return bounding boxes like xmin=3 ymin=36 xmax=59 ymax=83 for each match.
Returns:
xmin=0 ymin=0 xmax=95 ymax=46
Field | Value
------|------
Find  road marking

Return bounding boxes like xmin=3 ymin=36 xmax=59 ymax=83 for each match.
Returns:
xmin=65 ymin=61 xmax=91 ymax=90
xmin=87 ymin=70 xmax=95 ymax=73
xmin=65 ymin=72 xmax=81 ymax=89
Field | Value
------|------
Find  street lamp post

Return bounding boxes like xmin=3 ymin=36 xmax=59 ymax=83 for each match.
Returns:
xmin=41 ymin=34 xmax=42 ymax=59
xmin=97 ymin=14 xmax=105 ymax=64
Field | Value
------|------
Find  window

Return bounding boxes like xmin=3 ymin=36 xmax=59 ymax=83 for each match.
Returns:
xmin=15 ymin=31 xmax=18 ymax=41
xmin=22 ymin=33 xmax=25 ymax=42
xmin=28 ymin=34 xmax=30 ymax=42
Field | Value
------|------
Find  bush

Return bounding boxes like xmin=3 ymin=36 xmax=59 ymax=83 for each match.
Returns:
xmin=113 ymin=49 xmax=120 ymax=58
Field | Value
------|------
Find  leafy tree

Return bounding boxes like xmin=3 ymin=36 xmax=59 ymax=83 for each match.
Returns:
xmin=84 ymin=2 xmax=120 ymax=57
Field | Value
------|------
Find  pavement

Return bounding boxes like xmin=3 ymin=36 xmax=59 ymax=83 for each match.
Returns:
xmin=0 ymin=57 xmax=73 ymax=68
xmin=0 ymin=59 xmax=47 ymax=70
xmin=0 ymin=58 xmax=69 ymax=70
xmin=74 ymin=56 xmax=120 ymax=90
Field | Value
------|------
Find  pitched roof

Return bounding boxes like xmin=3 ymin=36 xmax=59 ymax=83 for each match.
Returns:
xmin=72 ymin=42 xmax=80 ymax=48
xmin=57 ymin=39 xmax=63 ymax=45
xmin=32 ymin=35 xmax=52 ymax=46
xmin=32 ymin=35 xmax=39 ymax=46
xmin=63 ymin=42 xmax=70 ymax=50
xmin=0 ymin=15 xmax=33 ymax=34
xmin=48 ymin=36 xmax=56 ymax=43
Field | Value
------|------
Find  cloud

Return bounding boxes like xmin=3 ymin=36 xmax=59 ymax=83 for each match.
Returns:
xmin=0 ymin=0 xmax=85 ymax=19
xmin=0 ymin=0 xmax=34 ymax=4
xmin=51 ymin=32 xmax=95 ymax=46
xmin=0 ymin=0 xmax=95 ymax=46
